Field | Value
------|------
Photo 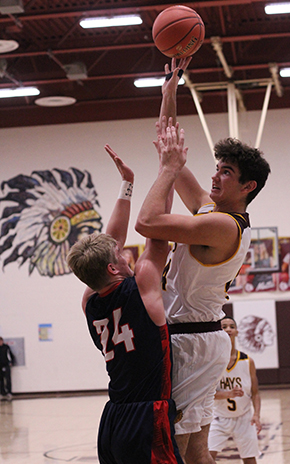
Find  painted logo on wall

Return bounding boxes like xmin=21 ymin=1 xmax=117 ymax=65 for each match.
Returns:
xmin=237 ymin=315 xmax=275 ymax=353
xmin=0 ymin=168 xmax=103 ymax=277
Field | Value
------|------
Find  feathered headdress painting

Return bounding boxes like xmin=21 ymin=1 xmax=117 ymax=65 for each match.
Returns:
xmin=0 ymin=168 xmax=103 ymax=277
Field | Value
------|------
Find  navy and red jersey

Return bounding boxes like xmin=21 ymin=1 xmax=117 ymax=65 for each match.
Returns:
xmin=86 ymin=276 xmax=172 ymax=404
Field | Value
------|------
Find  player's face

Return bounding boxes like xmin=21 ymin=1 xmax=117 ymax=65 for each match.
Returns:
xmin=221 ymin=318 xmax=238 ymax=342
xmin=114 ymin=246 xmax=134 ymax=278
xmin=210 ymin=161 xmax=244 ymax=207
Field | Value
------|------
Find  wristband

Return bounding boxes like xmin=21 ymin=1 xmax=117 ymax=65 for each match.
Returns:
xmin=118 ymin=180 xmax=133 ymax=200
xmin=165 ymin=69 xmax=184 ymax=81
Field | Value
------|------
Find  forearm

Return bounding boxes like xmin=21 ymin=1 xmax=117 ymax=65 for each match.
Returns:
xmin=106 ymin=181 xmax=132 ymax=248
xmin=159 ymin=88 xmax=177 ymax=126
xmin=214 ymin=390 xmax=234 ymax=400
xmin=159 ymin=58 xmax=192 ymax=125
xmin=175 ymin=166 xmax=211 ymax=214
xmin=252 ymin=392 xmax=261 ymax=418
xmin=104 ymin=145 xmax=134 ymax=248
xmin=215 ymin=385 xmax=244 ymax=400
xmin=136 ymin=168 xmax=176 ymax=236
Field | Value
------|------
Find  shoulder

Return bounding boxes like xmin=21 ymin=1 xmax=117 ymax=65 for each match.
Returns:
xmin=238 ymin=351 xmax=249 ymax=360
xmin=227 ymin=212 xmax=250 ymax=234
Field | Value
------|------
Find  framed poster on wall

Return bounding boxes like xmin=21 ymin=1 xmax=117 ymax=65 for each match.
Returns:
xmin=278 ymin=237 xmax=290 ymax=291
xmin=247 ymin=227 xmax=279 ymax=273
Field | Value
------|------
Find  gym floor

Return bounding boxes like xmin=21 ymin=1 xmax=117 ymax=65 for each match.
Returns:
xmin=0 ymin=387 xmax=289 ymax=463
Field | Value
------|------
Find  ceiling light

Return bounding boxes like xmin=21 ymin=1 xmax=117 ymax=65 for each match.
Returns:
xmin=80 ymin=15 xmax=142 ymax=29
xmin=34 ymin=96 xmax=76 ymax=107
xmin=0 ymin=40 xmax=19 ymax=53
xmin=0 ymin=87 xmax=40 ymax=98
xmin=134 ymin=77 xmax=185 ymax=88
xmin=265 ymin=2 xmax=290 ymax=14
xmin=0 ymin=0 xmax=24 ymax=14
xmin=280 ymin=67 xmax=290 ymax=77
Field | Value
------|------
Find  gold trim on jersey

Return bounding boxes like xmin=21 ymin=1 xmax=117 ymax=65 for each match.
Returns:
xmin=226 ymin=351 xmax=248 ymax=373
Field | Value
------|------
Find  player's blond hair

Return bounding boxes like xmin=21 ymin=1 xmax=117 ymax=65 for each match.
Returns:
xmin=67 ymin=233 xmax=117 ymax=292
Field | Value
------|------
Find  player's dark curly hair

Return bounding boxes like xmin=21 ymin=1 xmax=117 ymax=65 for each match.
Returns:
xmin=214 ymin=138 xmax=271 ymax=205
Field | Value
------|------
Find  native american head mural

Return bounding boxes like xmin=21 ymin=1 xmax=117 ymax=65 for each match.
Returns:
xmin=237 ymin=315 xmax=275 ymax=353
xmin=0 ymin=168 xmax=103 ymax=277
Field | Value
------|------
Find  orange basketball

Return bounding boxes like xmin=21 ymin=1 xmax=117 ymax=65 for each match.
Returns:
xmin=152 ymin=5 xmax=205 ymax=58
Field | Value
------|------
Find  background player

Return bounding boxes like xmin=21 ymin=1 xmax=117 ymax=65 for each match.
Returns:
xmin=0 ymin=337 xmax=15 ymax=400
xmin=135 ymin=58 xmax=270 ymax=464
xmin=67 ymin=144 xmax=183 ymax=464
xmin=208 ymin=316 xmax=261 ymax=464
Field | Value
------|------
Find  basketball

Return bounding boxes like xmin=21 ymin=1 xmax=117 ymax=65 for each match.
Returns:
xmin=152 ymin=5 xmax=205 ymax=58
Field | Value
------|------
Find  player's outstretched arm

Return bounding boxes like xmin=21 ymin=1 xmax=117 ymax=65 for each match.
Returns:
xmin=104 ymin=144 xmax=134 ymax=249
xmin=81 ymin=146 xmax=134 ymax=312
xmin=159 ymin=57 xmax=192 ymax=126
xmin=136 ymin=124 xmax=187 ymax=240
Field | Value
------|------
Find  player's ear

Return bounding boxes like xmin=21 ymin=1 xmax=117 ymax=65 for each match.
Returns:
xmin=107 ymin=263 xmax=118 ymax=275
xmin=242 ymin=180 xmax=257 ymax=193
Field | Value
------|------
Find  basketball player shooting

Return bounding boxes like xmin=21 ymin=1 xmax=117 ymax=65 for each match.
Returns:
xmin=135 ymin=57 xmax=270 ymax=464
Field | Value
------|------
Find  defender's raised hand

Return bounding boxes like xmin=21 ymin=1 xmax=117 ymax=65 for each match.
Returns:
xmin=105 ymin=144 xmax=134 ymax=184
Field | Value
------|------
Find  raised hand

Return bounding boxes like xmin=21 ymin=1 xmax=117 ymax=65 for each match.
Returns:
xmin=155 ymin=124 xmax=187 ymax=175
xmin=104 ymin=144 xmax=134 ymax=184
xmin=162 ymin=56 xmax=192 ymax=93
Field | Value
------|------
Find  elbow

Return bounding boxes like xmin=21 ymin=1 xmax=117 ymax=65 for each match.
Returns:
xmin=135 ymin=217 xmax=147 ymax=237
xmin=135 ymin=215 xmax=155 ymax=238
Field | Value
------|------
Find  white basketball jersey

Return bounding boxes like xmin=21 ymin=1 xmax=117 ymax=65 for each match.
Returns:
xmin=213 ymin=351 xmax=252 ymax=418
xmin=162 ymin=203 xmax=251 ymax=323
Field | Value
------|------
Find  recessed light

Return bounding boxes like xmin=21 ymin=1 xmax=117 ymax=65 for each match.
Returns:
xmin=0 ymin=40 xmax=19 ymax=53
xmin=34 ymin=96 xmax=76 ymax=107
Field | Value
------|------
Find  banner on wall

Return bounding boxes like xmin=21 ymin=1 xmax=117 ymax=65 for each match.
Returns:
xmin=233 ymin=299 xmax=278 ymax=369
xmin=228 ymin=229 xmax=290 ymax=295
xmin=279 ymin=237 xmax=290 ymax=291
xmin=38 ymin=324 xmax=53 ymax=341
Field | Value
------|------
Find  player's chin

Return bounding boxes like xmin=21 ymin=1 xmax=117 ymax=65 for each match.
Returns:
xmin=210 ymin=189 xmax=219 ymax=200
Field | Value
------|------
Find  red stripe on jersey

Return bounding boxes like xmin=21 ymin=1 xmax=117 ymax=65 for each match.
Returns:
xmin=151 ymin=401 xmax=178 ymax=464
xmin=159 ymin=324 xmax=172 ymax=399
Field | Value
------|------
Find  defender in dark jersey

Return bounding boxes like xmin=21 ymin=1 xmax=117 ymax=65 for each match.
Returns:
xmin=67 ymin=145 xmax=183 ymax=464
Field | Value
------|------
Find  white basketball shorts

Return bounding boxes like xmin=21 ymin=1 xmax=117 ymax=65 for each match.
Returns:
xmin=171 ymin=329 xmax=231 ymax=435
xmin=208 ymin=409 xmax=260 ymax=458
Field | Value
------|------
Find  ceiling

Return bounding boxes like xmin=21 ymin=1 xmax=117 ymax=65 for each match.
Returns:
xmin=0 ymin=0 xmax=290 ymax=128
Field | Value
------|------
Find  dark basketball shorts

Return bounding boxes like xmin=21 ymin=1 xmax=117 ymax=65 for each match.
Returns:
xmin=98 ymin=398 xmax=183 ymax=464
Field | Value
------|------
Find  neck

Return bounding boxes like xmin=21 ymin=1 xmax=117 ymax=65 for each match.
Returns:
xmin=227 ymin=347 xmax=237 ymax=369
xmin=99 ymin=277 xmax=124 ymax=296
